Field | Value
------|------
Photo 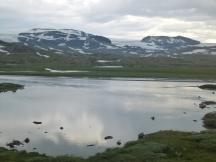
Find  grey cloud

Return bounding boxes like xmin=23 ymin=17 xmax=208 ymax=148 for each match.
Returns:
xmin=80 ymin=0 xmax=216 ymax=22
xmin=0 ymin=0 xmax=216 ymax=42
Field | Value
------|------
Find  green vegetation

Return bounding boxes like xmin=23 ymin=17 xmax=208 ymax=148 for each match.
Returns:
xmin=1 ymin=67 xmax=216 ymax=80
xmin=0 ymin=130 xmax=216 ymax=162
xmin=1 ymin=53 xmax=216 ymax=80
xmin=203 ymin=112 xmax=216 ymax=129
xmin=0 ymin=83 xmax=24 ymax=93
xmin=0 ymin=148 xmax=84 ymax=162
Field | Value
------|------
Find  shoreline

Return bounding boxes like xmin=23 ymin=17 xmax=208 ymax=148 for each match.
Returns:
xmin=0 ymin=130 xmax=215 ymax=162
xmin=1 ymin=73 xmax=216 ymax=83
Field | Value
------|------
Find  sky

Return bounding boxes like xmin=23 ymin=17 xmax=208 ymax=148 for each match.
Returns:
xmin=0 ymin=0 xmax=216 ymax=42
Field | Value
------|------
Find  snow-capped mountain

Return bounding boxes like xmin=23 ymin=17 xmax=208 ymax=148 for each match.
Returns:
xmin=141 ymin=36 xmax=200 ymax=49
xmin=16 ymin=28 xmax=117 ymax=54
xmin=0 ymin=28 xmax=216 ymax=57
xmin=18 ymin=28 xmax=112 ymax=49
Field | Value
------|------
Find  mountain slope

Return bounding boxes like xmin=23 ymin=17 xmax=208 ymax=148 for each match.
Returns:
xmin=17 ymin=28 xmax=115 ymax=54
xmin=141 ymin=36 xmax=200 ymax=49
xmin=0 ymin=28 xmax=216 ymax=57
xmin=0 ymin=40 xmax=36 ymax=55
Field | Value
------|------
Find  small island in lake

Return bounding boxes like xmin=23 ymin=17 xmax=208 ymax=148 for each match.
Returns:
xmin=199 ymin=84 xmax=216 ymax=91
xmin=0 ymin=83 xmax=24 ymax=93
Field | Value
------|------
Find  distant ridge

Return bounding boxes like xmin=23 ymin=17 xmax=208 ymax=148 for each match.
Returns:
xmin=142 ymin=36 xmax=200 ymax=48
xmin=0 ymin=28 xmax=216 ymax=57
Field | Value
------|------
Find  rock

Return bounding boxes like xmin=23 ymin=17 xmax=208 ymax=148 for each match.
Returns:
xmin=202 ymin=111 xmax=216 ymax=129
xmin=199 ymin=84 xmax=216 ymax=91
xmin=6 ymin=140 xmax=24 ymax=148
xmin=151 ymin=116 xmax=155 ymax=120
xmin=6 ymin=143 xmax=15 ymax=149
xmin=199 ymin=103 xmax=207 ymax=109
xmin=199 ymin=101 xmax=216 ymax=109
xmin=138 ymin=132 xmax=145 ymax=140
xmin=104 ymin=136 xmax=113 ymax=140
xmin=202 ymin=101 xmax=216 ymax=105
xmin=24 ymin=138 xmax=30 ymax=144
xmin=33 ymin=121 xmax=42 ymax=125
xmin=117 ymin=140 xmax=122 ymax=145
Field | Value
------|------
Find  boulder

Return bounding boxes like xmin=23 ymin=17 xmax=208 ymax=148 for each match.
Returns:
xmin=138 ymin=132 xmax=145 ymax=140
xmin=104 ymin=136 xmax=113 ymax=140
xmin=202 ymin=111 xmax=216 ymax=129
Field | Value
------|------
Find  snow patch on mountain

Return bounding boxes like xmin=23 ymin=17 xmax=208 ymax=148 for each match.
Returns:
xmin=58 ymin=43 xmax=66 ymax=47
xmin=183 ymin=49 xmax=209 ymax=55
xmin=112 ymin=39 xmax=162 ymax=50
xmin=55 ymin=51 xmax=64 ymax=55
xmin=68 ymin=47 xmax=92 ymax=54
xmin=34 ymin=45 xmax=48 ymax=51
xmin=96 ymin=66 xmax=123 ymax=68
xmin=194 ymin=43 xmax=216 ymax=47
xmin=0 ymin=48 xmax=9 ymax=54
xmin=36 ymin=52 xmax=50 ymax=58
xmin=97 ymin=59 xmax=121 ymax=63
xmin=0 ymin=45 xmax=10 ymax=55
xmin=45 ymin=68 xmax=89 ymax=73
xmin=143 ymin=54 xmax=153 ymax=57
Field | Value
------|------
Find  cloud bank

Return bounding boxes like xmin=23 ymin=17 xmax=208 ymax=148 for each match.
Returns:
xmin=0 ymin=0 xmax=216 ymax=42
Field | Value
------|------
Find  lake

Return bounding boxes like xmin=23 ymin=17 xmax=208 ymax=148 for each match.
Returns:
xmin=0 ymin=76 xmax=215 ymax=157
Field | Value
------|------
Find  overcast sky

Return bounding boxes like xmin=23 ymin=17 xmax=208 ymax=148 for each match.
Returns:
xmin=0 ymin=0 xmax=216 ymax=42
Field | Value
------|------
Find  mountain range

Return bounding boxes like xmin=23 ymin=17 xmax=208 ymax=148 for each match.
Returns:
xmin=0 ymin=28 xmax=216 ymax=58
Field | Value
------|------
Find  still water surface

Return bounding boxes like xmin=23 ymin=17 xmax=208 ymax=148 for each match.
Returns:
xmin=0 ymin=76 xmax=215 ymax=157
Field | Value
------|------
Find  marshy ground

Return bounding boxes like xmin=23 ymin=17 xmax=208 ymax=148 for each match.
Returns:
xmin=0 ymin=130 xmax=216 ymax=162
